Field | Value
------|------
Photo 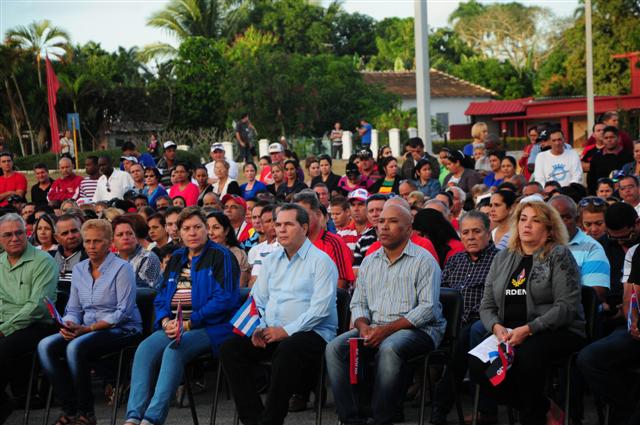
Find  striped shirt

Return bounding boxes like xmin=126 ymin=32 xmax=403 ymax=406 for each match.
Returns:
xmin=313 ymin=230 xmax=355 ymax=284
xmin=171 ymin=264 xmax=193 ymax=320
xmin=78 ymin=177 xmax=99 ymax=200
xmin=621 ymin=243 xmax=637 ymax=283
xmin=352 ymin=240 xmax=446 ymax=346
xmin=336 ymin=221 xmax=360 ymax=252
xmin=568 ymin=229 xmax=611 ymax=289
xmin=353 ymin=227 xmax=377 ymax=267
xmin=248 ymin=240 xmax=280 ymax=277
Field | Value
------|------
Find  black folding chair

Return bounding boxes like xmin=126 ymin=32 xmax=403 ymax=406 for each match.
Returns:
xmin=411 ymin=288 xmax=464 ymax=425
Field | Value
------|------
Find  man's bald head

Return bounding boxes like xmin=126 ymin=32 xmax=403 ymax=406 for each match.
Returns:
xmin=377 ymin=204 xmax=413 ymax=250
xmin=382 ymin=204 xmax=412 ymax=225
xmin=59 ymin=157 xmax=74 ymax=177
xmin=384 ymin=196 xmax=411 ymax=212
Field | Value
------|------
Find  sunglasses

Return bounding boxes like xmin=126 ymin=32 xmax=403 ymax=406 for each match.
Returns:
xmin=578 ymin=197 xmax=606 ymax=208
xmin=607 ymin=231 xmax=636 ymax=242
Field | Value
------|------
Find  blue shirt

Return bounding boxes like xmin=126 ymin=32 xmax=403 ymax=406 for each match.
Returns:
xmin=361 ymin=123 xmax=373 ymax=145
xmin=251 ymin=238 xmax=338 ymax=342
xmin=64 ymin=252 xmax=142 ymax=332
xmin=143 ymin=185 xmax=168 ymax=209
xmin=120 ymin=153 xmax=156 ymax=171
xmin=568 ymin=229 xmax=611 ymax=289
xmin=240 ymin=180 xmax=268 ymax=200
xmin=483 ymin=172 xmax=503 ymax=188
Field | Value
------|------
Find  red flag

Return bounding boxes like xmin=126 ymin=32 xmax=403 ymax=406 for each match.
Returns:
xmin=45 ymin=57 xmax=60 ymax=154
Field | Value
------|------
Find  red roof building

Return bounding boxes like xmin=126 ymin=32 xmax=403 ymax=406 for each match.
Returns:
xmin=462 ymin=53 xmax=640 ymax=144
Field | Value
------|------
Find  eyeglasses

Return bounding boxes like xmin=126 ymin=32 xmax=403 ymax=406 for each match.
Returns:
xmin=578 ymin=197 xmax=606 ymax=208
xmin=0 ymin=229 xmax=25 ymax=239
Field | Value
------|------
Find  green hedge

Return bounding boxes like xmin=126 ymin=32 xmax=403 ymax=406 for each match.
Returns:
xmin=14 ymin=148 xmax=202 ymax=170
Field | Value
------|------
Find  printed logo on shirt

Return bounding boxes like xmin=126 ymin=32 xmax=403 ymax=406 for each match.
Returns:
xmin=548 ymin=163 xmax=569 ymax=182
xmin=511 ymin=268 xmax=526 ymax=288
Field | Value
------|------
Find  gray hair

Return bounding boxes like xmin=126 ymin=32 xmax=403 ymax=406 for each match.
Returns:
xmin=0 ymin=213 xmax=25 ymax=230
xmin=548 ymin=194 xmax=578 ymax=218
xmin=59 ymin=157 xmax=73 ymax=168
xmin=424 ymin=199 xmax=451 ymax=217
xmin=293 ymin=189 xmax=320 ymax=212
xmin=459 ymin=210 xmax=491 ymax=232
xmin=277 ymin=203 xmax=310 ymax=229
xmin=446 ymin=186 xmax=467 ymax=204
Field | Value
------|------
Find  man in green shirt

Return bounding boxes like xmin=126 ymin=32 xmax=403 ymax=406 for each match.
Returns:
xmin=0 ymin=213 xmax=58 ymax=422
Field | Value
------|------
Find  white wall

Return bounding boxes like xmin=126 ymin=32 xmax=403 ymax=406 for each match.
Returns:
xmin=400 ymin=96 xmax=492 ymax=125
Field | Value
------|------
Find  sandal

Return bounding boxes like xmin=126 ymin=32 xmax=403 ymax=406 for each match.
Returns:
xmin=74 ymin=414 xmax=97 ymax=425
xmin=53 ymin=414 xmax=75 ymax=425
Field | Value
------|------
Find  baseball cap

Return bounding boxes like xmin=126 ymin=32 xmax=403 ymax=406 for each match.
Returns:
xmin=535 ymin=130 xmax=549 ymax=143
xmin=120 ymin=155 xmax=138 ymax=163
xmin=221 ymin=194 xmax=247 ymax=210
xmin=163 ymin=141 xmax=177 ymax=149
xmin=348 ymin=188 xmax=369 ymax=203
xmin=357 ymin=148 xmax=373 ymax=159
xmin=211 ymin=143 xmax=225 ymax=152
xmin=268 ymin=143 xmax=284 ymax=154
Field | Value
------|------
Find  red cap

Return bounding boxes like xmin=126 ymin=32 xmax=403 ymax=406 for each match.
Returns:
xmin=221 ymin=194 xmax=247 ymax=210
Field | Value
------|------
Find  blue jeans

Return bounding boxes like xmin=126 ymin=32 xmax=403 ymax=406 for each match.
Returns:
xmin=577 ymin=328 xmax=640 ymax=425
xmin=325 ymin=328 xmax=434 ymax=425
xmin=37 ymin=328 xmax=141 ymax=415
xmin=125 ymin=328 xmax=211 ymax=425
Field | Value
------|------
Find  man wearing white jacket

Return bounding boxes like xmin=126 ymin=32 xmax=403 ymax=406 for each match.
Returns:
xmin=534 ymin=128 xmax=583 ymax=186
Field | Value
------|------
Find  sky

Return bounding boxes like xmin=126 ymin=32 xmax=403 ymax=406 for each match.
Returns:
xmin=1 ymin=0 xmax=580 ymax=53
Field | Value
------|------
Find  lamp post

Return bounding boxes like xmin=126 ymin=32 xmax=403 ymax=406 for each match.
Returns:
xmin=414 ymin=0 xmax=432 ymax=152
xmin=585 ymin=0 xmax=595 ymax=136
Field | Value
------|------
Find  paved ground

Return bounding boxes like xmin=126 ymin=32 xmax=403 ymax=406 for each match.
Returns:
xmin=8 ymin=368 xmax=604 ymax=425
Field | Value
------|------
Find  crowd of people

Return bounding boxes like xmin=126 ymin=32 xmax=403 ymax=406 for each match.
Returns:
xmin=0 ymin=112 xmax=639 ymax=425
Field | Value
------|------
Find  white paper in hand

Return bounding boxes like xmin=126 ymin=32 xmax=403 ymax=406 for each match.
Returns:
xmin=468 ymin=330 xmax=512 ymax=363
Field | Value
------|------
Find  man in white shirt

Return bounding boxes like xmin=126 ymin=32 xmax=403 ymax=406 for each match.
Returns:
xmin=248 ymin=204 xmax=279 ymax=286
xmin=92 ymin=155 xmax=134 ymax=202
xmin=533 ymin=128 xmax=583 ymax=186
xmin=618 ymin=175 xmax=640 ymax=215
xmin=205 ymin=143 xmax=238 ymax=183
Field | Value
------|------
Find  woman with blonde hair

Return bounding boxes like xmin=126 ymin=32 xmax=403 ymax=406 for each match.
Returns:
xmin=468 ymin=201 xmax=585 ymax=425
xmin=464 ymin=122 xmax=489 ymax=157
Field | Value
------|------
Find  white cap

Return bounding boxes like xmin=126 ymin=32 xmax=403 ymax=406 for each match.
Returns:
xmin=211 ymin=143 xmax=225 ymax=152
xmin=268 ymin=143 xmax=284 ymax=154
xmin=163 ymin=141 xmax=177 ymax=149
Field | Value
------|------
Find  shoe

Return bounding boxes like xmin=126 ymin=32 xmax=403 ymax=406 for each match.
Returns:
xmin=463 ymin=412 xmax=498 ymax=425
xmin=288 ymin=394 xmax=308 ymax=412
xmin=430 ymin=406 xmax=448 ymax=425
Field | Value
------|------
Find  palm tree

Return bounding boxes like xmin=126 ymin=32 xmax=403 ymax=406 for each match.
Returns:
xmin=5 ymin=19 xmax=71 ymax=86
xmin=140 ymin=0 xmax=225 ymax=62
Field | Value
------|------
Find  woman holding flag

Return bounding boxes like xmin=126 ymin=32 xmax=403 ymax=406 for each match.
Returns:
xmin=467 ymin=201 xmax=585 ymax=425
xmin=124 ymin=207 xmax=240 ymax=425
xmin=37 ymin=219 xmax=142 ymax=425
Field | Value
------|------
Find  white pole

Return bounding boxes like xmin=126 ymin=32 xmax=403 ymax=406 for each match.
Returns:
xmin=585 ymin=0 xmax=595 ymax=137
xmin=341 ymin=131 xmax=353 ymax=160
xmin=414 ymin=0 xmax=432 ymax=152
xmin=389 ymin=129 xmax=401 ymax=157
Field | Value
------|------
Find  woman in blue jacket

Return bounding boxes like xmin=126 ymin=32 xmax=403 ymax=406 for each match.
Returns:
xmin=124 ymin=207 xmax=240 ymax=425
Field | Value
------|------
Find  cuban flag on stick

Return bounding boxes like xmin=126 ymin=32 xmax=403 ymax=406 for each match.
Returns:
xmin=231 ymin=296 xmax=260 ymax=337
xmin=44 ymin=296 xmax=64 ymax=328
xmin=628 ymin=290 xmax=639 ymax=331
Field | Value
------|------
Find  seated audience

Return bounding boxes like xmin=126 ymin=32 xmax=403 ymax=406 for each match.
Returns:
xmin=112 ymin=215 xmax=162 ymax=289
xmin=412 ymin=208 xmax=464 ymax=268
xmin=206 ymin=211 xmax=251 ymax=287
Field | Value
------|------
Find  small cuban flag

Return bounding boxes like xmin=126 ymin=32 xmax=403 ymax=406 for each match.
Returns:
xmin=175 ymin=301 xmax=184 ymax=345
xmin=231 ymin=296 xmax=261 ymax=337
xmin=628 ymin=291 xmax=639 ymax=331
xmin=44 ymin=296 xmax=65 ymax=328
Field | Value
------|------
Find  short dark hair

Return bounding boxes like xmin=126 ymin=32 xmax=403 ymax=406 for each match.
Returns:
xmin=165 ymin=206 xmax=183 ymax=218
xmin=601 ymin=111 xmax=618 ymax=122
xmin=487 ymin=150 xmax=505 ymax=160
xmin=145 ymin=167 xmax=162 ymax=180
xmin=277 ymin=203 xmax=309 ymax=228
xmin=121 ymin=141 xmax=137 ymax=152
xmin=260 ymin=204 xmax=277 ymax=217
xmin=544 ymin=181 xmax=562 ymax=190
xmin=605 ymin=202 xmax=638 ymax=230
xmin=496 ymin=182 xmax=517 ymax=192
xmin=407 ymin=137 xmax=424 ymax=149
xmin=33 ymin=162 xmax=48 ymax=171
xmin=243 ymin=162 xmax=257 ymax=172
xmin=318 ymin=154 xmax=332 ymax=166
xmin=603 ymin=125 xmax=619 ymax=136
xmin=260 ymin=155 xmax=272 ymax=164
xmin=367 ymin=193 xmax=390 ymax=205
xmin=148 ymin=213 xmax=166 ymax=227
xmin=620 ymin=175 xmax=639 ymax=186
xmin=206 ymin=211 xmax=240 ymax=248
xmin=177 ymin=206 xmax=207 ymax=230
xmin=524 ymin=181 xmax=543 ymax=190
xmin=312 ymin=182 xmax=328 ymax=191
xmin=122 ymin=213 xmax=149 ymax=239
xmin=293 ymin=190 xmax=320 ymax=212
xmin=330 ymin=196 xmax=350 ymax=211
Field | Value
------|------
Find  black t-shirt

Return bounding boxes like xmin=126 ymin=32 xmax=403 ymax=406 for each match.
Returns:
xmin=235 ymin=121 xmax=252 ymax=145
xmin=588 ymin=150 xmax=634 ymax=194
xmin=503 ymin=256 xmax=533 ymax=329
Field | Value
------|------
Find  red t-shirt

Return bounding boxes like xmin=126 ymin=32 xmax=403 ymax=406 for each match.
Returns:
xmin=445 ymin=239 xmax=465 ymax=265
xmin=365 ymin=234 xmax=440 ymax=265
xmin=313 ymin=230 xmax=355 ymax=285
xmin=0 ymin=172 xmax=27 ymax=206
xmin=47 ymin=174 xmax=84 ymax=202
xmin=169 ymin=182 xmax=199 ymax=206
